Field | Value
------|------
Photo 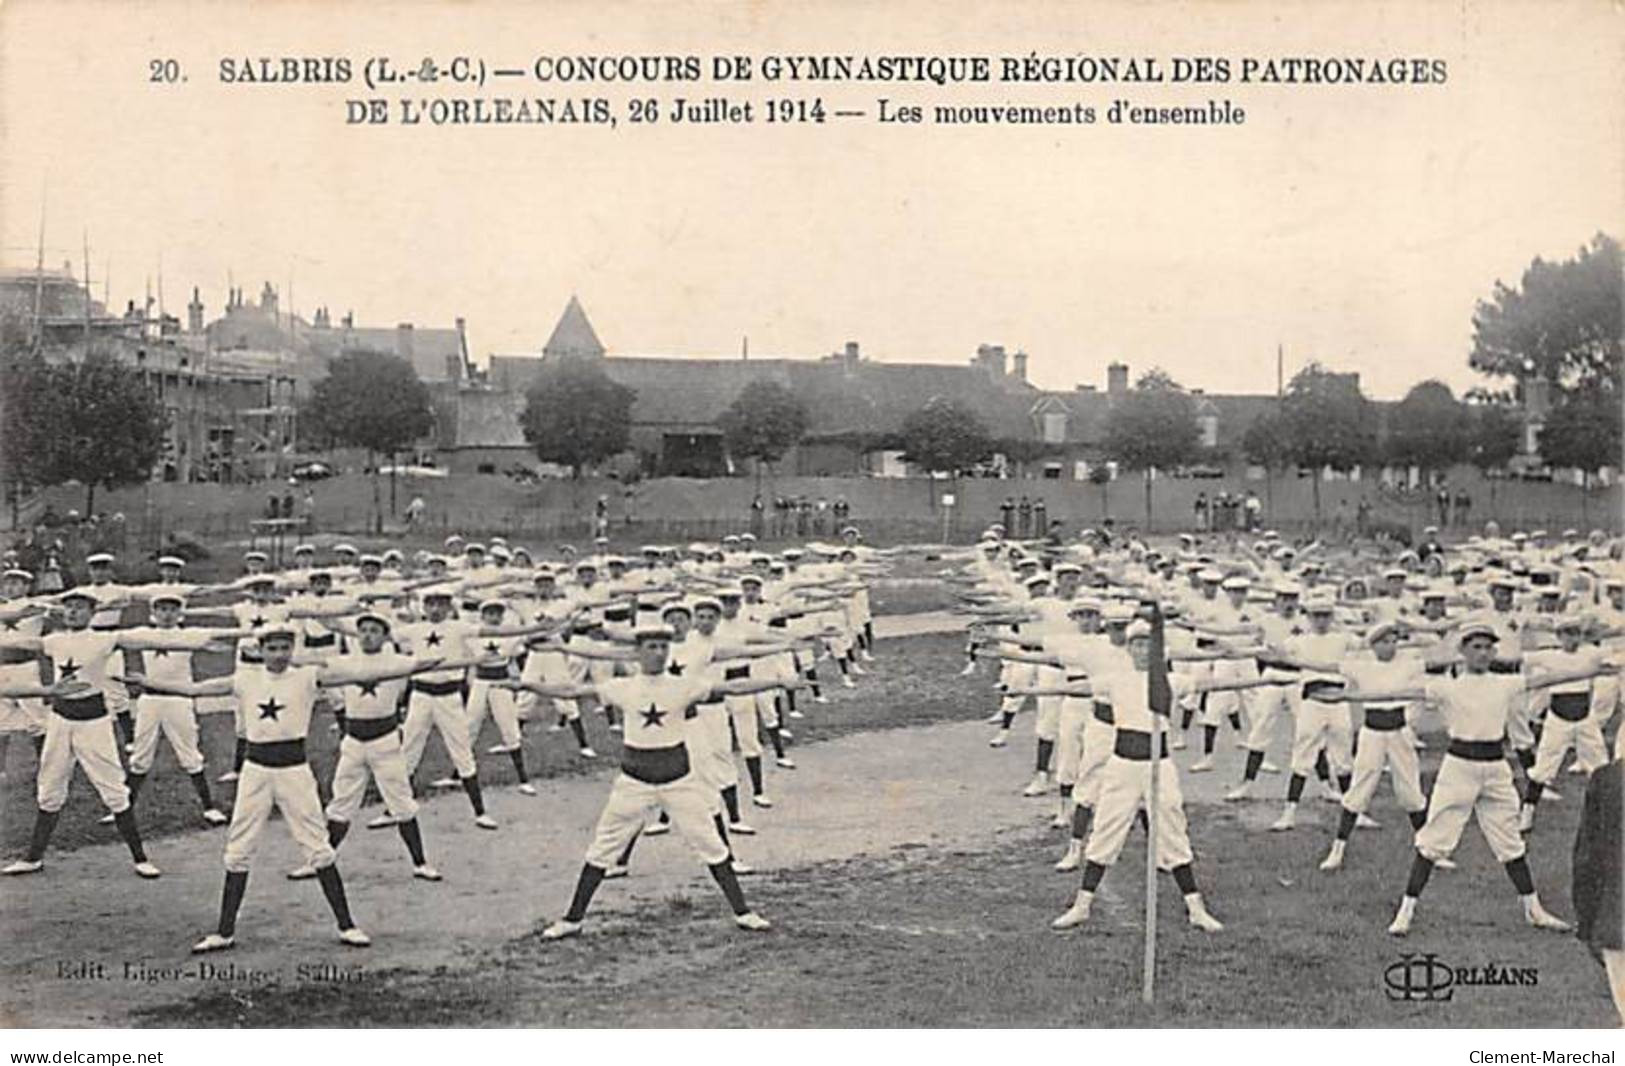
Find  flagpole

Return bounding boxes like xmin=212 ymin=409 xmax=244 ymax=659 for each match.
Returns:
xmin=1142 ymin=602 xmax=1167 ymax=1006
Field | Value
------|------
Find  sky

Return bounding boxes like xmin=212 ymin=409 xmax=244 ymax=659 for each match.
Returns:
xmin=1 ymin=0 xmax=1619 ymax=400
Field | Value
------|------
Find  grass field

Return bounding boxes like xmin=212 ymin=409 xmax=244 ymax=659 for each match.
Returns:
xmin=94 ymin=628 xmax=1620 ymax=1029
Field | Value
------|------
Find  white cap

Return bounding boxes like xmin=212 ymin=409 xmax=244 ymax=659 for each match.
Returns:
xmin=86 ymin=552 xmax=115 ymax=566
xmin=157 ymin=555 xmax=187 ymax=568
xmin=1221 ymin=576 xmax=1250 ymax=591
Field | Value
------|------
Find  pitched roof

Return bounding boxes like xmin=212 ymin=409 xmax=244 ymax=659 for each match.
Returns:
xmin=543 ymin=296 xmax=605 ymax=358
xmin=306 ymin=325 xmax=466 ymax=384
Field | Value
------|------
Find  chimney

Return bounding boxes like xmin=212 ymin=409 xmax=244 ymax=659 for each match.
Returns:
xmin=187 ymin=287 xmax=204 ymax=334
xmin=844 ymin=341 xmax=859 ymax=364
xmin=1107 ymin=362 xmax=1129 ymax=395
xmin=985 ymin=344 xmax=1007 ymax=378
xmin=396 ymin=322 xmax=415 ymax=360
xmin=1075 ymin=384 xmax=1097 ymax=393
xmin=342 ymin=310 xmax=354 ymax=330
xmin=1011 ymin=350 xmax=1028 ymax=382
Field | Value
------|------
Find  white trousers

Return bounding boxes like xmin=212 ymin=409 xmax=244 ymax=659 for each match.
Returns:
xmin=223 ymin=761 xmax=335 ymax=874
xmin=1414 ymin=754 xmax=1525 ymax=864
xmin=731 ymin=694 xmax=764 ymax=758
xmin=583 ymin=771 xmax=729 ymax=868
xmin=38 ymin=712 xmax=128 ymax=814
xmin=1342 ymin=727 xmax=1426 ymax=814
xmin=1291 ymin=697 xmax=1354 ymax=776
xmin=466 ymin=678 xmax=522 ymax=751
xmin=1075 ymin=715 xmax=1116 ymax=808
xmin=129 ymin=694 xmax=204 ymax=775
xmin=401 ymin=689 xmax=477 ymax=778
xmin=1054 ymin=698 xmax=1090 ymax=787
xmin=689 ymin=703 xmax=739 ymax=794
xmin=1084 ymin=753 xmax=1194 ymax=871
xmin=0 ymin=662 xmax=46 ymax=735
xmin=1529 ymin=714 xmax=1609 ymax=785
xmin=326 ymin=729 xmax=419 ymax=823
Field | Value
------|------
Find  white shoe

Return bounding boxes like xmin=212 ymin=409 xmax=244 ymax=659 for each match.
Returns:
xmin=1321 ymin=790 xmax=1344 ymax=805
xmin=1052 ymin=896 xmax=1092 ymax=929
xmin=1189 ymin=756 xmax=1214 ymax=773
xmin=961 ymin=664 xmax=979 ymax=678
xmin=608 ymin=723 xmax=623 ymax=734
xmin=1170 ymin=735 xmax=1188 ymax=751
xmin=1259 ymin=760 xmax=1282 ymax=775
xmin=729 ymin=821 xmax=756 ymax=835
xmin=1187 ymin=906 xmax=1224 ymax=932
xmin=429 ymin=777 xmax=458 ymax=790
xmin=812 ymin=696 xmax=829 ymax=706
xmin=2 ymin=859 xmax=43 ymax=876
xmin=540 ymin=919 xmax=583 ymax=941
xmin=752 ymin=794 xmax=774 ymax=809
xmin=216 ymin=770 xmax=239 ymax=783
xmin=487 ymin=744 xmax=509 ymax=755
xmin=1356 ymin=813 xmax=1381 ymax=830
xmin=1022 ymin=773 xmax=1051 ymax=797
xmin=366 ymin=813 xmax=396 ymax=830
xmin=413 ymin=864 xmax=443 ymax=882
xmin=202 ymin=808 xmax=228 ymax=826
xmin=287 ymin=864 xmax=318 ymax=881
xmin=338 ymin=927 xmax=372 ymax=947
xmin=549 ymin=721 xmax=565 ymax=733
xmin=517 ymin=783 xmax=537 ymax=796
xmin=860 ymin=651 xmax=877 ymax=663
xmin=643 ymin=821 xmax=671 ymax=836
xmin=734 ymin=911 xmax=772 ymax=932
xmin=1224 ymin=782 xmax=1252 ymax=801
xmin=849 ymin=664 xmax=867 ymax=677
xmin=603 ymin=865 xmax=629 ymax=880
xmin=1269 ymin=809 xmax=1297 ymax=832
xmin=1525 ymin=904 xmax=1571 ymax=932
xmin=1541 ymin=786 xmax=1563 ymax=803
xmin=778 ymin=728 xmax=794 ymax=740
xmin=1319 ymin=851 xmax=1344 ymax=872
xmin=474 ymin=814 xmax=499 ymax=830
xmin=984 ymin=711 xmax=1004 ymax=724
xmin=775 ymin=756 xmax=797 ymax=769
xmin=989 ymin=733 xmax=1009 ymax=748
xmin=191 ymin=933 xmax=235 ymax=954
xmin=1055 ymin=843 xmax=1082 ymax=872
xmin=1049 ymin=809 xmax=1070 ymax=829
xmin=732 ymin=860 xmax=757 ymax=875
xmin=789 ymin=709 xmax=807 ymax=720
xmin=1233 ymin=738 xmax=1249 ymax=750
xmin=1567 ymin=763 xmax=1589 ymax=775
xmin=578 ymin=747 xmax=598 ymax=759
xmin=1387 ymin=911 xmax=1412 ymax=937
xmin=1434 ymin=856 xmax=1457 ymax=870
xmin=1519 ymin=806 xmax=1536 ymax=833
xmin=133 ymin=861 xmax=161 ymax=879
xmin=98 ymin=813 xmax=115 ymax=825
xmin=840 ymin=676 xmax=856 ymax=689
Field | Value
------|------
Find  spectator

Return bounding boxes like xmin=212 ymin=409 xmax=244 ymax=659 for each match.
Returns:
xmin=623 ymin=485 xmax=637 ymax=528
xmin=1244 ymin=491 xmax=1262 ymax=531
xmin=750 ymin=494 xmax=765 ymax=538
xmin=1017 ymin=495 xmax=1033 ymax=538
xmin=832 ymin=496 xmax=850 ymax=526
xmin=1435 ymin=483 xmax=1450 ymax=527
xmin=1356 ymin=496 xmax=1371 ymax=534
xmin=1454 ymin=488 xmax=1472 ymax=528
xmin=302 ymin=489 xmax=316 ymax=529
xmin=1194 ymin=491 xmax=1209 ymax=532
xmin=1573 ymin=754 xmax=1623 ymax=1023
xmin=815 ymin=496 xmax=829 ymax=534
xmin=281 ymin=489 xmax=295 ymax=520
xmin=796 ymin=498 xmax=811 ymax=536
xmin=265 ymin=493 xmax=280 ymax=521
xmin=999 ymin=496 xmax=1016 ymax=535
xmin=406 ymin=496 xmax=426 ymax=529
xmin=1033 ymin=497 xmax=1047 ymax=535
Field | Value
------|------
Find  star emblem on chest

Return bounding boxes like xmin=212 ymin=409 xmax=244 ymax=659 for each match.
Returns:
xmin=425 ymin=631 xmax=443 ymax=647
xmin=667 ymin=662 xmax=685 ymax=676
xmin=152 ymin=649 xmax=170 ymax=659
xmin=484 ymin=641 xmax=500 ymax=656
xmin=258 ymin=697 xmax=284 ymax=720
xmin=357 ymin=681 xmax=380 ymax=697
xmin=640 ymin=703 xmax=666 ymax=728
xmin=57 ymin=658 xmax=80 ymax=680
xmin=249 ymin=615 xmax=268 ymax=629
xmin=2 ymin=619 xmax=16 ymax=632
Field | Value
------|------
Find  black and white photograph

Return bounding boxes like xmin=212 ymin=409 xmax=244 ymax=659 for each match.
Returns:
xmin=0 ymin=0 xmax=1621 ymax=1048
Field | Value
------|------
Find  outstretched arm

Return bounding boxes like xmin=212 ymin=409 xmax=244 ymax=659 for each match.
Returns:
xmin=117 ymin=673 xmax=234 ymax=699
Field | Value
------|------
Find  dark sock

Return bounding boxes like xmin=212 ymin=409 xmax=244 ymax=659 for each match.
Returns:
xmin=1202 ymin=724 xmax=1218 ymax=755
xmin=126 ymin=771 xmax=147 ymax=806
xmin=1180 ymin=706 xmax=1194 ymax=730
xmin=1227 ymin=711 xmax=1242 ymax=732
xmin=327 ymin=819 xmax=350 ymax=849
xmin=1171 ymin=863 xmax=1198 ymax=895
xmin=617 ymin=833 xmax=639 ymax=867
xmin=1036 ymin=738 xmax=1054 ymax=773
xmin=25 ymin=809 xmax=60 ymax=862
xmin=1287 ymin=773 xmax=1306 ymax=803
xmin=1404 ymin=853 xmax=1434 ymax=899
xmin=864 ymin=622 xmax=874 ymax=648
xmin=233 ymin=737 xmax=247 ymax=772
xmin=116 ymin=711 xmax=134 ymax=745
xmin=569 ymin=718 xmax=589 ymax=749
xmin=1336 ymin=772 xmax=1352 ymax=794
xmin=745 ymin=756 xmax=764 ymax=795
xmin=1314 ymin=750 xmax=1330 ymax=781
xmin=564 ymin=863 xmax=607 ymax=921
xmin=1516 ymin=748 xmax=1535 ymax=773
xmin=1504 ymin=856 xmax=1535 ymax=895
xmin=462 ymin=773 xmax=486 ymax=816
xmin=1408 ymin=809 xmax=1427 ymax=832
xmin=315 ymin=864 xmax=355 ymax=930
xmin=397 ymin=818 xmax=427 ymax=866
xmin=189 ymin=771 xmax=214 ymax=809
xmin=1071 ymin=804 xmax=1093 ymax=841
xmin=1242 ymin=749 xmax=1264 ymax=782
xmin=806 ymin=672 xmax=822 ymax=699
xmin=31 ymin=733 xmax=45 ymax=757
xmin=1337 ymin=808 xmax=1358 ymax=841
xmin=708 ymin=860 xmax=750 ymax=915
xmin=722 ymin=785 xmax=741 ymax=824
xmin=837 ymin=659 xmax=850 ymax=678
xmin=508 ymin=748 xmax=529 ymax=784
xmin=1059 ymin=783 xmax=1073 ymax=802
xmin=767 ymin=726 xmax=785 ymax=759
xmin=1134 ymin=809 xmax=1149 ymax=833
xmin=112 ymin=809 xmax=147 ymax=863
xmin=713 ymin=814 xmax=733 ymax=858
xmin=1080 ymin=860 xmax=1106 ymax=892
xmin=218 ymin=871 xmax=248 ymax=938
xmin=1001 ymin=711 xmax=1015 ymax=730
xmin=1524 ymin=780 xmax=1544 ymax=807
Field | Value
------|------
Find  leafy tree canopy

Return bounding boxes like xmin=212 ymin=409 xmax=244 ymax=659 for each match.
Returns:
xmin=519 ymin=357 xmax=637 ymax=477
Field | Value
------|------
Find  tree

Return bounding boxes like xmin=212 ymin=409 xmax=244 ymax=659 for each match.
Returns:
xmin=1278 ymin=362 xmax=1376 ymax=519
xmin=1470 ymin=233 xmax=1622 ymax=399
xmin=1384 ymin=380 xmax=1471 ymax=483
xmin=0 ymin=351 xmax=168 ymax=514
xmin=1101 ymin=369 xmax=1200 ymax=531
xmin=897 ymin=397 xmax=992 ymax=507
xmin=306 ymin=350 xmax=435 ymax=531
xmin=1239 ymin=406 xmax=1291 ymax=524
xmin=716 ymin=379 xmax=809 ymax=489
xmin=519 ymin=357 xmax=636 ymax=479
xmin=1539 ymin=390 xmax=1624 ymax=528
xmin=1465 ymin=398 xmax=1523 ymax=519
xmin=1087 ymin=463 xmax=1112 ymax=521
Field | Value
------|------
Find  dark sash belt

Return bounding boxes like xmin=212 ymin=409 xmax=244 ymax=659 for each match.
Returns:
xmin=346 ymin=715 xmax=398 ymax=742
xmin=52 ymin=694 xmax=108 ymax=721
xmin=304 ymin=633 xmax=337 ymax=648
xmin=1114 ymin=729 xmax=1169 ymax=760
xmin=412 ymin=678 xmax=464 ymax=697
xmin=1302 ymin=679 xmax=1347 ymax=702
xmin=621 ymin=743 xmax=691 ymax=785
xmin=246 ymin=739 xmax=307 ymax=767
xmin=1550 ymin=692 xmax=1590 ymax=723
xmin=1488 ymin=660 xmax=1520 ymax=675
xmin=1363 ymin=706 xmax=1406 ymax=731
xmin=1447 ymin=738 xmax=1506 ymax=762
xmin=91 ymin=623 xmax=120 ymax=632
xmin=1093 ymin=702 xmax=1115 ymax=725
xmin=723 ymin=665 xmax=750 ymax=681
xmin=474 ymin=665 xmax=510 ymax=681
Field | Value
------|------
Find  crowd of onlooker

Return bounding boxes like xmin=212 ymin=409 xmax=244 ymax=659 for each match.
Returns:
xmin=748 ymin=494 xmax=853 ymax=538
